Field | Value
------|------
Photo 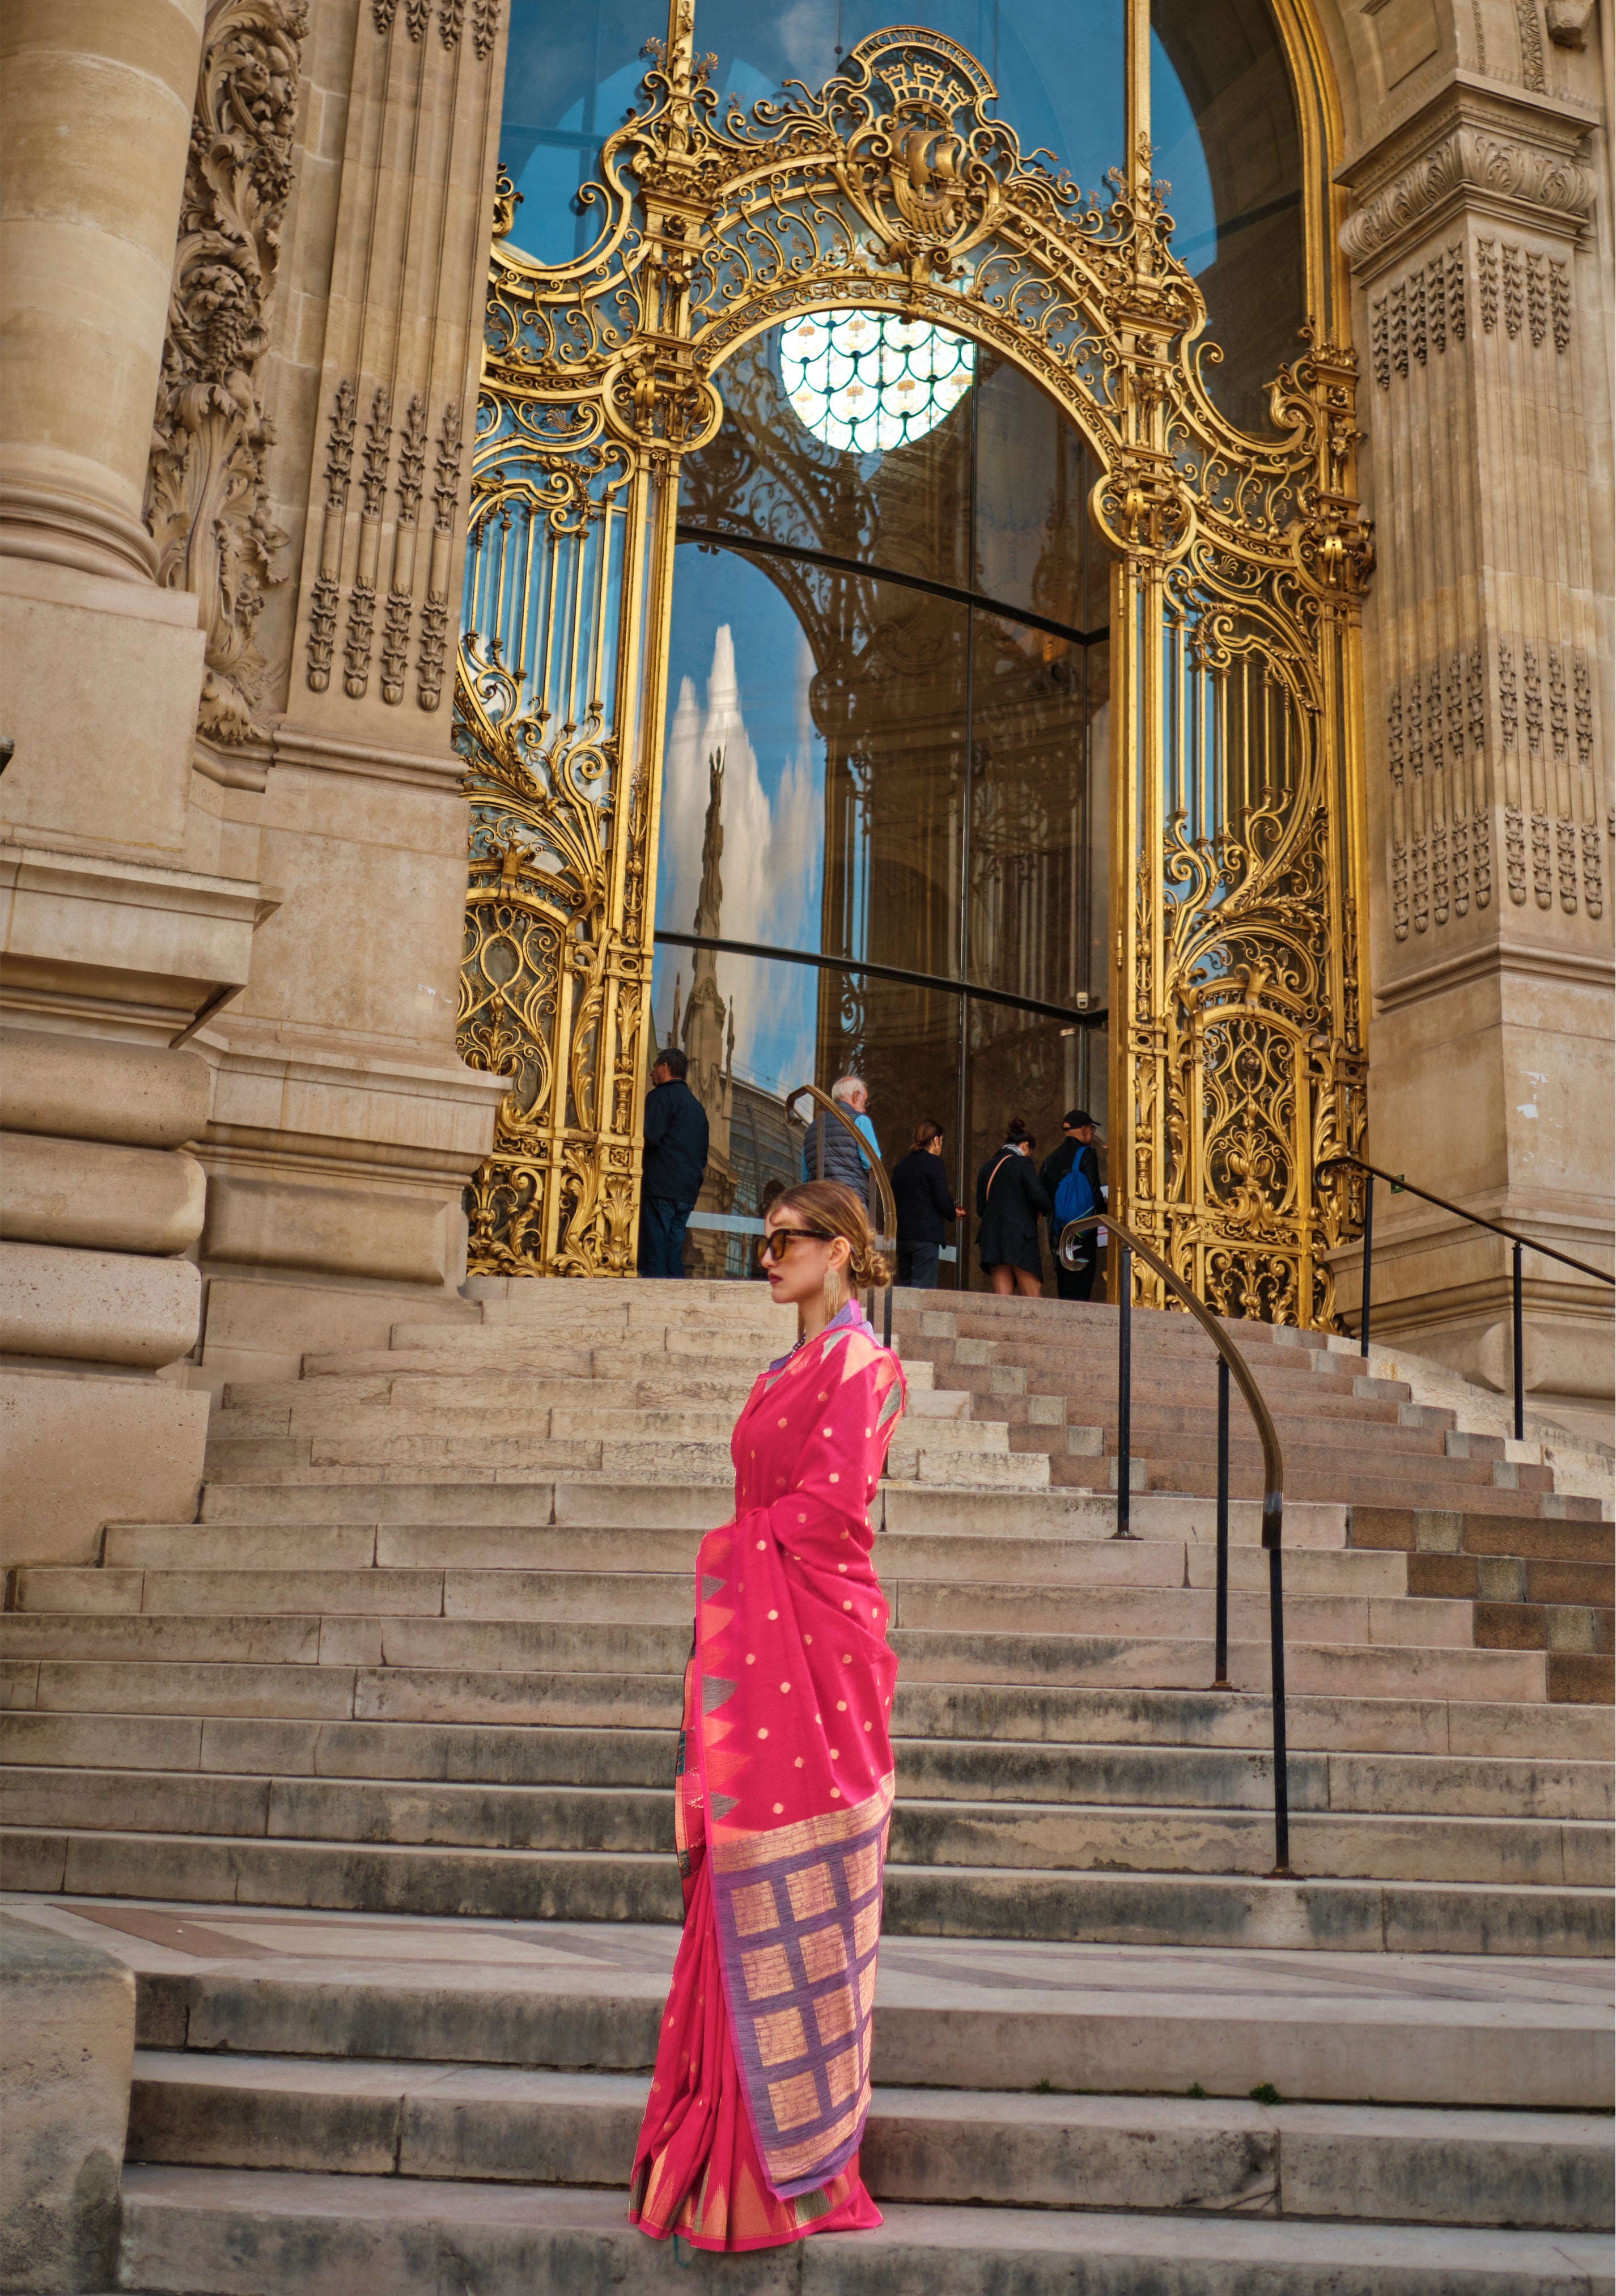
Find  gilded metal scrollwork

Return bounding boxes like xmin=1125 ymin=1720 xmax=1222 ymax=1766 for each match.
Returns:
xmin=456 ymin=1 xmax=1368 ymax=1315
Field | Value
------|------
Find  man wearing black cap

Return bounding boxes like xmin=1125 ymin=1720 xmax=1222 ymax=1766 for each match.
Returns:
xmin=1041 ymin=1110 xmax=1102 ymax=1302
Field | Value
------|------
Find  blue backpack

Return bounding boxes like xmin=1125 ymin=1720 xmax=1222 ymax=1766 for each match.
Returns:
xmin=1053 ymin=1155 xmax=1096 ymax=1231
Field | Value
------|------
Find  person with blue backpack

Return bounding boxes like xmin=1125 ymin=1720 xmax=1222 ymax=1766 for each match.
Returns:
xmin=1041 ymin=1110 xmax=1102 ymax=1302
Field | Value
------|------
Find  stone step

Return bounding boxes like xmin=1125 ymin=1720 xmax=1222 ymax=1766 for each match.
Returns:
xmin=6 ymin=1566 xmax=1479 ymax=1655
xmin=1030 ymin=1412 xmax=1482 ymax=1461
xmin=94 ymin=1520 xmax=1411 ymax=1596
xmin=5 ymin=1710 xmax=1606 ymax=1819
xmin=200 ymin=1433 xmax=1051 ymax=1491
xmin=1355 ymin=1508 xmax=1616 ymax=1563
xmin=190 ymin=1478 xmax=1358 ymax=1545
xmin=385 ymin=1322 xmax=808 ymax=1362
xmin=1413 ymin=1555 xmax=1615 ymax=1605
xmin=45 ymin=1902 xmax=1615 ymax=2094
xmin=7 ymin=1828 xmax=1613 ymax=1951
xmin=111 ymin=2162 xmax=1616 ymax=2291
xmin=0 ymin=1608 xmax=1558 ymax=1702
xmin=3 ymin=1663 xmax=1606 ymax=1759
xmin=213 ymin=1388 xmax=980 ymax=1447
xmin=124 ymin=2057 xmax=1613 ymax=2231
xmin=8 ymin=1764 xmax=1609 ymax=1887
xmin=1063 ymin=1461 xmax=1587 ymax=1518
xmin=298 ymin=1346 xmax=939 ymax=1393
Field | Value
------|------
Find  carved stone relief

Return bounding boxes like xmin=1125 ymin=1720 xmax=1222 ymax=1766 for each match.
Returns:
xmin=417 ymin=400 xmax=464 ymax=711
xmin=1340 ymin=117 xmax=1594 ymax=276
xmin=1369 ymin=242 xmax=1465 ymax=386
xmin=1475 ymin=240 xmax=1572 ymax=347
xmin=1382 ymin=632 xmax=1612 ymax=937
xmin=1516 ymin=0 xmax=1547 ymax=87
xmin=144 ymin=0 xmax=311 ymax=745
xmin=1489 ymin=636 xmax=1604 ymax=920
xmin=303 ymin=375 xmax=468 ymax=710
xmin=372 ymin=0 xmax=500 ymax=46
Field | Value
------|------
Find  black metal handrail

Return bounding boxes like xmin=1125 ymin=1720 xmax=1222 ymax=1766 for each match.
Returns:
xmin=786 ymin=1084 xmax=897 ymax=1348
xmin=1058 ymin=1211 xmax=1293 ymax=1876
xmin=1318 ymin=1153 xmax=1615 ymax=1439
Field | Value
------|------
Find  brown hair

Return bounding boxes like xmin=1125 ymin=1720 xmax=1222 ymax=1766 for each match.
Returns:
xmin=910 ymin=1119 xmax=944 ymax=1151
xmin=770 ymin=1179 xmax=892 ymax=1289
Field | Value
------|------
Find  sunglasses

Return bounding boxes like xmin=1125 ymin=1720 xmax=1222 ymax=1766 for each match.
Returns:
xmin=759 ymin=1226 xmax=830 ymax=1262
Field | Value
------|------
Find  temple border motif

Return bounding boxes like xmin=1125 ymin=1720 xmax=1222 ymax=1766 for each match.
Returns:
xmin=454 ymin=0 xmax=1372 ymax=1320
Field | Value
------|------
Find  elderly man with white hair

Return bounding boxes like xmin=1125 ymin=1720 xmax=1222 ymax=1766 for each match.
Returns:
xmin=802 ymin=1072 xmax=881 ymax=1191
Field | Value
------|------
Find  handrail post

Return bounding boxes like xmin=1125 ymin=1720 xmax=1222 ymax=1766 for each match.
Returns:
xmin=1359 ymin=1172 xmax=1373 ymax=1358
xmin=1267 ymin=1536 xmax=1292 ymax=1875
xmin=1512 ymin=1238 xmax=1524 ymax=1442
xmin=1114 ymin=1243 xmax=1134 ymax=1539
xmin=1213 ymin=1355 xmax=1230 ymax=1688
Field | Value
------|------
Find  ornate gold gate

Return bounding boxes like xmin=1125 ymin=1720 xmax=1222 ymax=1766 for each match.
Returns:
xmin=455 ymin=2 xmax=1371 ymax=1316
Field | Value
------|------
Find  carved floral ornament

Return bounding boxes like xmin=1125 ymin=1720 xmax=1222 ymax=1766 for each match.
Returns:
xmin=145 ymin=0 xmax=309 ymax=747
xmin=372 ymin=0 xmax=501 ymax=57
xmin=456 ymin=15 xmax=1372 ymax=1318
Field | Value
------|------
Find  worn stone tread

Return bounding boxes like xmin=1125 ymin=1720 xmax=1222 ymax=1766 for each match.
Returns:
xmin=113 ymin=2165 xmax=1616 ymax=2295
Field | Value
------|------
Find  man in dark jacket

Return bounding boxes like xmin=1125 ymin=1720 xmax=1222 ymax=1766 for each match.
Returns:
xmin=1040 ymin=1110 xmax=1102 ymax=1302
xmin=638 ymin=1048 xmax=709 ymax=1278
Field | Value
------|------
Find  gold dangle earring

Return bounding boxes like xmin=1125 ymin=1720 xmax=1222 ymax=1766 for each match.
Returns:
xmin=824 ymin=1251 xmax=845 ymax=1323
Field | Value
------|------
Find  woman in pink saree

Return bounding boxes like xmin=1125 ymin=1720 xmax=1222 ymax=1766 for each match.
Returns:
xmin=630 ymin=1180 xmax=905 ymax=2252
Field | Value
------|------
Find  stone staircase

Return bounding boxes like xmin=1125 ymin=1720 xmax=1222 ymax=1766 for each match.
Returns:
xmin=2 ymin=1276 xmax=1612 ymax=2291
xmin=893 ymin=1293 xmax=1616 ymax=1705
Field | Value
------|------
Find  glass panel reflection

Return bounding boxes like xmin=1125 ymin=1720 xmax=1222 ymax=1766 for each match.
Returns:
xmin=660 ymin=314 xmax=1110 ymax=1289
xmin=1151 ymin=0 xmax=1306 ymax=432
xmin=499 ymin=2 xmax=1128 ymax=273
xmin=501 ymin=1 xmax=651 ymax=265
xmin=678 ymin=321 xmax=973 ymax=592
xmin=694 ymin=0 xmax=1124 ymax=198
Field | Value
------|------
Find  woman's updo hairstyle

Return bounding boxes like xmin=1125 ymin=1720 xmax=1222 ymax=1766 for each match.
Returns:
xmin=771 ymin=1179 xmax=892 ymax=1289
xmin=1004 ymin=1117 xmax=1035 ymax=1147
xmin=910 ymin=1119 xmax=944 ymax=1151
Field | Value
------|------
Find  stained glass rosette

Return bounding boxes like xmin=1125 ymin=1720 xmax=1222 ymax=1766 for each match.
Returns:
xmin=779 ymin=311 xmax=976 ymax=455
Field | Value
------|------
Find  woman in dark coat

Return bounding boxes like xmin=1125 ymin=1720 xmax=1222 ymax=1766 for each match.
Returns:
xmin=890 ymin=1119 xmax=962 ymax=1290
xmin=975 ymin=1120 xmax=1051 ymax=1297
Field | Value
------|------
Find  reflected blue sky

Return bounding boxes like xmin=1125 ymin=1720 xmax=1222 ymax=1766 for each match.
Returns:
xmin=501 ymin=3 xmax=1211 ymax=270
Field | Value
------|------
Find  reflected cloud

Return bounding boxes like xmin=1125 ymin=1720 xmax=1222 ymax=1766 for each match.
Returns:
xmin=658 ymin=622 xmax=825 ymax=1094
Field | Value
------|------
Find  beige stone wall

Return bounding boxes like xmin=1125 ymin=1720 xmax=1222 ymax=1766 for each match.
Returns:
xmin=0 ymin=0 xmax=510 ymax=1560
xmin=180 ymin=0 xmax=511 ymax=1388
xmin=1328 ymin=0 xmax=1614 ymax=1438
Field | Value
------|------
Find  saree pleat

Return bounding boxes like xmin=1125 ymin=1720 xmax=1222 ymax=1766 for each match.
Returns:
xmin=629 ymin=1301 xmax=904 ymax=2252
xmin=629 ymin=1859 xmax=881 ymax=2251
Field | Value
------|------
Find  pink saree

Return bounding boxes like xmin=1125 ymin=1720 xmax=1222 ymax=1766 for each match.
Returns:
xmin=630 ymin=1299 xmax=905 ymax=2251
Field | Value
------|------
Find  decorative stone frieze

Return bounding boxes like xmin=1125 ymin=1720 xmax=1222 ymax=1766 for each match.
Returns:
xmin=143 ymin=0 xmax=311 ymax=745
xmin=1339 ymin=80 xmax=1594 ymax=280
xmin=371 ymin=0 xmax=501 ymax=52
xmin=289 ymin=8 xmax=497 ymax=724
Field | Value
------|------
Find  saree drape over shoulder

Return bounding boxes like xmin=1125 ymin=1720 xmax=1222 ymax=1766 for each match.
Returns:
xmin=630 ymin=1301 xmax=905 ymax=2252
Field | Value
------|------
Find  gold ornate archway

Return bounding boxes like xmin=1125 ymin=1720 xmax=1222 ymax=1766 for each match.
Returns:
xmin=455 ymin=3 xmax=1372 ymax=1320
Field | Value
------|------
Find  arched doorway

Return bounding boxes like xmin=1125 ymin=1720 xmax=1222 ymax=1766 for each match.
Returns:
xmin=658 ymin=320 xmax=1110 ymax=1285
xmin=457 ymin=5 xmax=1371 ymax=1321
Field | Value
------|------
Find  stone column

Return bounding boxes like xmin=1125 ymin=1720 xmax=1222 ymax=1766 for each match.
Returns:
xmin=1338 ymin=56 xmax=1614 ymax=1439
xmin=172 ymin=0 xmax=510 ymax=1384
xmin=0 ymin=0 xmax=273 ymax=1561
xmin=0 ymin=0 xmax=204 ymax=582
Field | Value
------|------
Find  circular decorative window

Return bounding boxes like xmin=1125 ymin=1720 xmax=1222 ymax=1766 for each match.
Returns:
xmin=779 ymin=310 xmax=976 ymax=455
